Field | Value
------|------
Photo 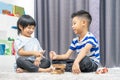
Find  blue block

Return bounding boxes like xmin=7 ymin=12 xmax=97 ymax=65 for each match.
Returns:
xmin=0 ymin=44 xmax=5 ymax=55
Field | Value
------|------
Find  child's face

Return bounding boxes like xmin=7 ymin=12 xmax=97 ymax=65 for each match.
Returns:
xmin=72 ymin=16 xmax=84 ymax=35
xmin=19 ymin=25 xmax=35 ymax=37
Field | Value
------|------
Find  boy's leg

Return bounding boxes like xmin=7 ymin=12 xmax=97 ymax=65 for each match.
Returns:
xmin=64 ymin=57 xmax=98 ymax=72
xmin=39 ymin=58 xmax=51 ymax=68
xmin=80 ymin=56 xmax=98 ymax=72
xmin=65 ymin=59 xmax=74 ymax=72
xmin=16 ymin=57 xmax=39 ymax=72
xmin=52 ymin=60 xmax=67 ymax=64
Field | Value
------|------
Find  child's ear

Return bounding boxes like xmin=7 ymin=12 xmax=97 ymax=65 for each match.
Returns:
xmin=19 ymin=25 xmax=23 ymax=30
xmin=82 ymin=20 xmax=86 ymax=25
xmin=83 ymin=20 xmax=85 ymax=24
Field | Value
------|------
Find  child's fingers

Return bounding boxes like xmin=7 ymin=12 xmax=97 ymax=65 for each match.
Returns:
xmin=40 ymin=50 xmax=46 ymax=54
xmin=49 ymin=51 xmax=53 ymax=59
xmin=49 ymin=51 xmax=56 ymax=60
xmin=39 ymin=53 xmax=45 ymax=58
xmin=42 ymin=50 xmax=46 ymax=54
xmin=39 ymin=50 xmax=46 ymax=58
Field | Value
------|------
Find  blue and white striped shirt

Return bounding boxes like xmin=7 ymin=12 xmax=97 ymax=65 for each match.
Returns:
xmin=69 ymin=32 xmax=100 ymax=65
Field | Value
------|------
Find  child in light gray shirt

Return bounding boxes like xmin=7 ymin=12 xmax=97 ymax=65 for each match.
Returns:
xmin=14 ymin=15 xmax=52 ymax=73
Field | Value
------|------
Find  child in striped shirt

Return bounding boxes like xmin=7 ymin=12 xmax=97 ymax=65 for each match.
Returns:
xmin=50 ymin=10 xmax=100 ymax=74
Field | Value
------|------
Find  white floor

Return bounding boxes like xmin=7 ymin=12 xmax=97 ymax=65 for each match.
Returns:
xmin=0 ymin=56 xmax=120 ymax=80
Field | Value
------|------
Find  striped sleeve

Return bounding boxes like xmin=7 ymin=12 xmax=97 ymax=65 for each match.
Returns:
xmin=86 ymin=36 xmax=98 ymax=47
xmin=69 ymin=38 xmax=77 ymax=50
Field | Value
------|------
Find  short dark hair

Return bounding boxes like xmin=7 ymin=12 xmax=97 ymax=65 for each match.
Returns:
xmin=17 ymin=15 xmax=36 ymax=34
xmin=71 ymin=10 xmax=92 ymax=25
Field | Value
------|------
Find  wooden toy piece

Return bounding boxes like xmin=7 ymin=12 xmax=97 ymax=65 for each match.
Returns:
xmin=51 ymin=64 xmax=66 ymax=74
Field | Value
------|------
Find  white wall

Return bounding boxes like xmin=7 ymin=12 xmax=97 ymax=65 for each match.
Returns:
xmin=0 ymin=0 xmax=35 ymax=37
xmin=0 ymin=14 xmax=18 ymax=40
xmin=0 ymin=0 xmax=34 ymax=17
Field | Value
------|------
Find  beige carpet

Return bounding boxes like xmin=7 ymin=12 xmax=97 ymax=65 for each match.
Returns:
xmin=1 ymin=69 xmax=120 ymax=80
xmin=0 ymin=56 xmax=120 ymax=80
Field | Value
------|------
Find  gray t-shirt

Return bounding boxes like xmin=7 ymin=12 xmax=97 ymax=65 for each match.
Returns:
xmin=14 ymin=35 xmax=43 ymax=61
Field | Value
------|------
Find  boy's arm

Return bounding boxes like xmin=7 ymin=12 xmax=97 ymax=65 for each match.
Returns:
xmin=50 ymin=49 xmax=73 ymax=60
xmin=74 ymin=43 xmax=92 ymax=63
xmin=72 ymin=43 xmax=93 ymax=74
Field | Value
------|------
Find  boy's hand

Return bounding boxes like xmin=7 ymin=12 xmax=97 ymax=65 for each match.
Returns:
xmin=49 ymin=51 xmax=57 ymax=60
xmin=72 ymin=62 xmax=81 ymax=74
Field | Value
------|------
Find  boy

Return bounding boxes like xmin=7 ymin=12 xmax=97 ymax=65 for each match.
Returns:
xmin=50 ymin=10 xmax=100 ymax=74
xmin=14 ymin=15 xmax=52 ymax=73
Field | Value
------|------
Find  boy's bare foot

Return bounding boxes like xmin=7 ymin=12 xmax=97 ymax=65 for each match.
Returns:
xmin=96 ymin=67 xmax=108 ymax=74
xmin=16 ymin=68 xmax=25 ymax=73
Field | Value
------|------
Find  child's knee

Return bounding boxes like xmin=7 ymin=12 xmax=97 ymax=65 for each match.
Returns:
xmin=40 ymin=59 xmax=51 ymax=68
xmin=45 ymin=59 xmax=51 ymax=67
xmin=16 ymin=57 xmax=25 ymax=64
